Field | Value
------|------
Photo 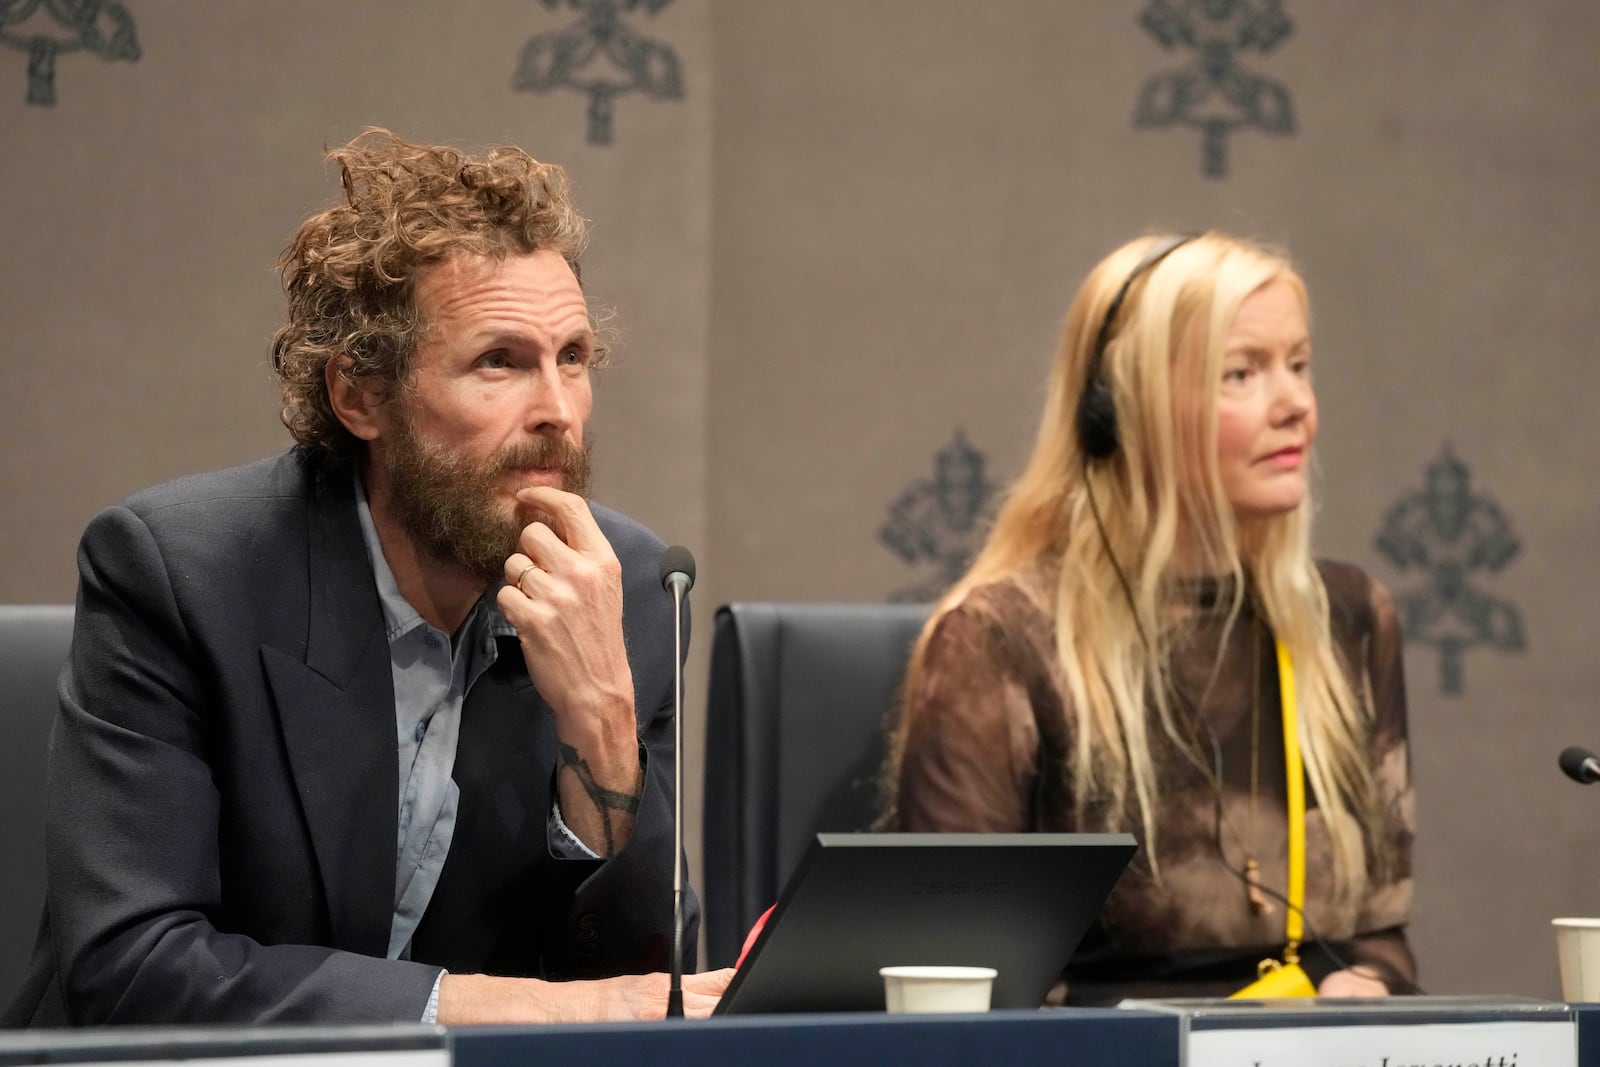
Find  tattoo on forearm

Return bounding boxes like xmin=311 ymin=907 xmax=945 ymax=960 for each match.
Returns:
xmin=558 ymin=741 xmax=641 ymax=855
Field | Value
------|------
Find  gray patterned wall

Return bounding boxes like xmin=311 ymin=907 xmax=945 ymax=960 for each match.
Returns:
xmin=3 ymin=0 xmax=1597 ymax=999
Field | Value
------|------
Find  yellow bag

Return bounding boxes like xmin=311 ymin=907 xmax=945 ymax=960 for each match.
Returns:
xmin=1228 ymin=640 xmax=1315 ymax=1000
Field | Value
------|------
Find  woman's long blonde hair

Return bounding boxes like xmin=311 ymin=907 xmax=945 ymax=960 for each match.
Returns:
xmin=888 ymin=231 xmax=1380 ymax=907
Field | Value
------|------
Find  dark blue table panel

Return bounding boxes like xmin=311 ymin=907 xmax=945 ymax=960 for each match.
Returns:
xmin=450 ymin=1008 xmax=1179 ymax=1067
xmin=1578 ymin=1003 xmax=1600 ymax=1067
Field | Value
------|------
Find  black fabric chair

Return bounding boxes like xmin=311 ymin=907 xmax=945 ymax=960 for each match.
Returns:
xmin=701 ymin=601 xmax=931 ymax=967
xmin=0 ymin=605 xmax=73 ymax=1009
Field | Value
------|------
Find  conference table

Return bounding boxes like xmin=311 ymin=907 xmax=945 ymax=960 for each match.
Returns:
xmin=1 ymin=999 xmax=1595 ymax=1067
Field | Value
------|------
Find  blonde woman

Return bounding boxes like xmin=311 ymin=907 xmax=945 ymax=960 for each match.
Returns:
xmin=882 ymin=232 xmax=1416 ymax=1003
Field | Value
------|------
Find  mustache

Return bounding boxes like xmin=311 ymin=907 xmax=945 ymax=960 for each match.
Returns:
xmin=485 ymin=435 xmax=590 ymax=485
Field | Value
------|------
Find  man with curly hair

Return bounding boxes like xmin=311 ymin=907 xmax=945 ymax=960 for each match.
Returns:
xmin=5 ymin=130 xmax=728 ymax=1025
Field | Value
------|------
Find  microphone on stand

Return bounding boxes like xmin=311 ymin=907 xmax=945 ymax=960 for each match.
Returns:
xmin=659 ymin=545 xmax=696 ymax=1019
xmin=1559 ymin=746 xmax=1600 ymax=785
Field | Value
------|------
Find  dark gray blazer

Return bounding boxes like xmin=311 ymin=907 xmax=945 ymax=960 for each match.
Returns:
xmin=4 ymin=451 xmax=694 ymax=1025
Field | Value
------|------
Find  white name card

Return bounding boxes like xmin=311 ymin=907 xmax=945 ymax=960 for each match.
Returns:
xmin=1187 ymin=1018 xmax=1576 ymax=1067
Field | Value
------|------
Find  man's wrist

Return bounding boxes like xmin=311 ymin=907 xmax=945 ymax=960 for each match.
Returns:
xmin=554 ymin=697 xmax=643 ymax=791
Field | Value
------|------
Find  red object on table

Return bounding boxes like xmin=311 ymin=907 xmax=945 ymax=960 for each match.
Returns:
xmin=735 ymin=904 xmax=776 ymax=969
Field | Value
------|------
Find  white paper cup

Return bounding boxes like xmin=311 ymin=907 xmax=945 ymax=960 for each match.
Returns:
xmin=1553 ymin=918 xmax=1600 ymax=1001
xmin=880 ymin=965 xmax=998 ymax=1013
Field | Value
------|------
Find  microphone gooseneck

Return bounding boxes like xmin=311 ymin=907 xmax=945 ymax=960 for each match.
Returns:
xmin=1559 ymin=746 xmax=1600 ymax=785
xmin=659 ymin=545 xmax=696 ymax=1018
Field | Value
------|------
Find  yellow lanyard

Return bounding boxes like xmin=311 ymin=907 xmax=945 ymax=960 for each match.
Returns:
xmin=1276 ymin=638 xmax=1304 ymax=962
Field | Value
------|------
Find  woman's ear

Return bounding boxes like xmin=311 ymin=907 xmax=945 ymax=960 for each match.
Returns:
xmin=325 ymin=356 xmax=385 ymax=442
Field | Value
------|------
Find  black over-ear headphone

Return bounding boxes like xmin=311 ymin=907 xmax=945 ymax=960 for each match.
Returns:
xmin=1074 ymin=233 xmax=1200 ymax=460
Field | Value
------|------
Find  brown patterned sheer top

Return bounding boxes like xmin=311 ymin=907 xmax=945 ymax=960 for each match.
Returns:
xmin=886 ymin=559 xmax=1416 ymax=1004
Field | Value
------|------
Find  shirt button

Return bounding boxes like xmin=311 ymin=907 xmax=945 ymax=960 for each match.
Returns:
xmin=424 ymin=634 xmax=441 ymax=650
xmin=415 ymin=720 xmax=428 ymax=742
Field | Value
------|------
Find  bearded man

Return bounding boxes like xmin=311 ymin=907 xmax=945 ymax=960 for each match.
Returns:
xmin=5 ymin=130 xmax=728 ymax=1027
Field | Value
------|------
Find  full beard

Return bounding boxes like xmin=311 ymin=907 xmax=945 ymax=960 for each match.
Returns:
xmin=383 ymin=411 xmax=593 ymax=582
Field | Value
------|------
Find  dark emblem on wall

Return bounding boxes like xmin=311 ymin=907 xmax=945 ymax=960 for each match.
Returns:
xmin=1134 ymin=0 xmax=1295 ymax=178
xmin=1374 ymin=445 xmax=1525 ymax=696
xmin=0 ymin=0 xmax=138 ymax=106
xmin=880 ymin=431 xmax=999 ymax=603
xmin=513 ymin=0 xmax=683 ymax=146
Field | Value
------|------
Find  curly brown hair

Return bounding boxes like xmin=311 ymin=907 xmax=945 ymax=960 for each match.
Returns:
xmin=271 ymin=128 xmax=602 ymax=466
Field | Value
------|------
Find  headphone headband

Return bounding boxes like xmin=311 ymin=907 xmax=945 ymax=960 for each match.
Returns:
xmin=1076 ymin=233 xmax=1201 ymax=460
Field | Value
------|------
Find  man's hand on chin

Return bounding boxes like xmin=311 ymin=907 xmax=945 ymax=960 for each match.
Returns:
xmin=496 ymin=485 xmax=643 ymax=856
xmin=437 ymin=969 xmax=736 ymax=1023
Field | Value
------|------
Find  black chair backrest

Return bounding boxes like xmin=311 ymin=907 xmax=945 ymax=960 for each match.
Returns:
xmin=0 ymin=605 xmax=72 ymax=1009
xmin=701 ymin=601 xmax=931 ymax=967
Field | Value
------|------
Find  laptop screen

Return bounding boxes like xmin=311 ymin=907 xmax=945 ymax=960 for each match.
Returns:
xmin=714 ymin=832 xmax=1137 ymax=1014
